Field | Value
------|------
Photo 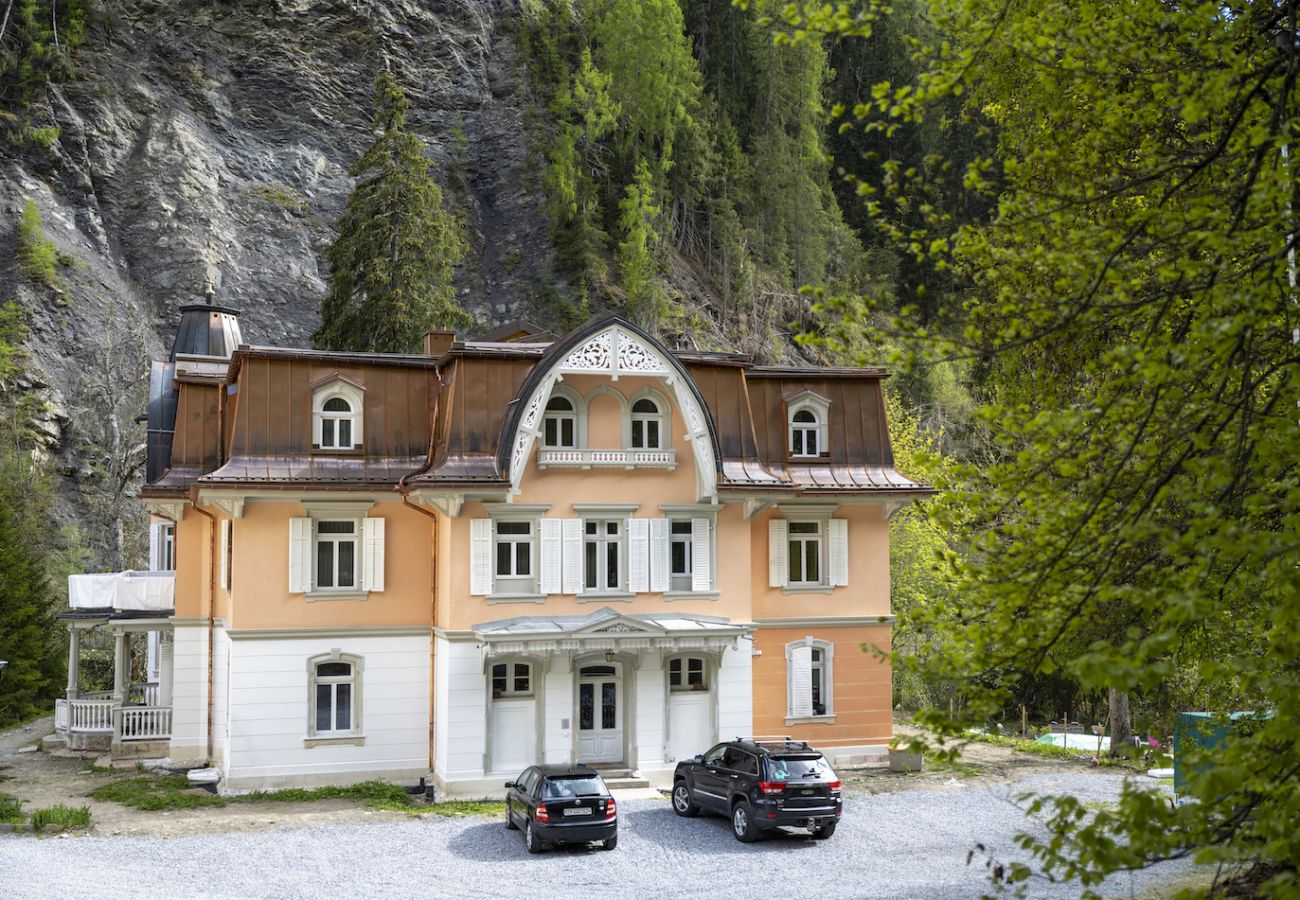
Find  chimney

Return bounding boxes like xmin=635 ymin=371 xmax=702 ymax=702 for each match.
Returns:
xmin=424 ymin=330 xmax=456 ymax=357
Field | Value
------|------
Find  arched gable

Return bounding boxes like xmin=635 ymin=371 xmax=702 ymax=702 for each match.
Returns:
xmin=499 ymin=318 xmax=721 ymax=499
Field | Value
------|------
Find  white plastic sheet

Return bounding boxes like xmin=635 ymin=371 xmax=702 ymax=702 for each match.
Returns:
xmin=68 ymin=571 xmax=175 ymax=611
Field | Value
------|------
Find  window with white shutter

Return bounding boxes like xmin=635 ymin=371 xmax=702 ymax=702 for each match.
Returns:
xmin=768 ymin=519 xmax=788 ymax=587
xmin=786 ymin=638 xmax=834 ymax=719
xmin=470 ymin=518 xmax=492 ymax=596
xmin=629 ymin=518 xmax=649 ymax=593
xmin=691 ymin=518 xmax=711 ymax=592
xmin=828 ymin=518 xmax=848 ymax=586
xmin=540 ymin=519 xmax=562 ymax=594
xmin=562 ymin=519 xmax=583 ymax=594
xmin=649 ymin=518 xmax=669 ymax=593
xmin=362 ymin=517 xmax=385 ymax=592
xmin=289 ymin=518 xmax=312 ymax=594
xmin=219 ymin=519 xmax=232 ymax=590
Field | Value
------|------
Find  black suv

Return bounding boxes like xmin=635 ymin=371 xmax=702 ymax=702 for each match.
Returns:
xmin=672 ymin=739 xmax=842 ymax=841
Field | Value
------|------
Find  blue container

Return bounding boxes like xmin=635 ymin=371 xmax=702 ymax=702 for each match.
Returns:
xmin=1173 ymin=711 xmax=1256 ymax=795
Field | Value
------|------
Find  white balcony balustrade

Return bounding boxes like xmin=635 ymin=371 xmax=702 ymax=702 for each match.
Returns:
xmin=118 ymin=706 xmax=172 ymax=741
xmin=537 ymin=448 xmax=676 ymax=470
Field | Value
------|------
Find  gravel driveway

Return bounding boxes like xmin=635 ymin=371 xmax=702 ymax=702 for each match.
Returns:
xmin=0 ymin=772 xmax=1193 ymax=899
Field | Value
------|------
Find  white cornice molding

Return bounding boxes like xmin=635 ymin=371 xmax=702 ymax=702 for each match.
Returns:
xmin=143 ymin=498 xmax=188 ymax=521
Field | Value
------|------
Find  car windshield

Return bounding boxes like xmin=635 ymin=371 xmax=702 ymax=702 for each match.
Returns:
xmin=769 ymin=756 xmax=832 ymax=780
xmin=543 ymin=775 xmax=605 ymax=798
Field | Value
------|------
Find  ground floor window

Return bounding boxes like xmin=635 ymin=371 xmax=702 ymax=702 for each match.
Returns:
xmin=308 ymin=653 xmax=362 ymax=736
xmin=492 ymin=661 xmax=533 ymax=698
xmin=668 ymin=656 xmax=707 ymax=692
xmin=786 ymin=639 xmax=833 ymax=719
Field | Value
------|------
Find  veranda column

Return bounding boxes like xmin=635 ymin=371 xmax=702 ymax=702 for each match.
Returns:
xmin=112 ymin=630 xmax=129 ymax=704
xmin=65 ymin=626 xmax=81 ymax=699
xmin=159 ymin=631 xmax=174 ymax=707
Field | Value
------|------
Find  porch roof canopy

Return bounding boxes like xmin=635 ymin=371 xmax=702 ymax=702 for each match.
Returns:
xmin=68 ymin=572 xmax=175 ymax=613
xmin=471 ymin=607 xmax=755 ymax=657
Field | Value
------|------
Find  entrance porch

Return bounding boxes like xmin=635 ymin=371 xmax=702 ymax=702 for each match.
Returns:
xmin=50 ymin=572 xmax=175 ymax=758
xmin=433 ymin=608 xmax=755 ymax=797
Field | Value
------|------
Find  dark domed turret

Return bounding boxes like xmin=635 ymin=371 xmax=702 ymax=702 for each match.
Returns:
xmin=170 ymin=304 xmax=243 ymax=361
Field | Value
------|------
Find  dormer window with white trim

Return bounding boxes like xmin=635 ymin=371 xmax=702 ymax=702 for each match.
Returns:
xmin=543 ymin=395 xmax=578 ymax=448
xmin=631 ymin=397 xmax=664 ymax=449
xmin=786 ymin=391 xmax=830 ymax=458
xmin=312 ymin=375 xmax=365 ymax=451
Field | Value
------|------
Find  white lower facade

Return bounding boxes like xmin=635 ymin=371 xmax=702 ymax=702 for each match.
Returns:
xmin=211 ymin=628 xmax=431 ymax=790
xmin=433 ymin=612 xmax=754 ymax=797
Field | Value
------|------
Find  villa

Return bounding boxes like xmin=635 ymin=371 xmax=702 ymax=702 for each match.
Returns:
xmin=49 ymin=307 xmax=930 ymax=795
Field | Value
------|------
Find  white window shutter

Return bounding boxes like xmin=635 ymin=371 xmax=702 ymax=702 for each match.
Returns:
xmin=562 ymin=519 xmax=583 ymax=594
xmin=691 ymin=518 xmax=711 ymax=592
xmin=289 ymin=518 xmax=312 ymax=593
xmin=149 ymin=522 xmax=160 ymax=571
xmin=649 ymin=518 xmax=669 ymax=593
xmin=629 ymin=518 xmax=649 ymax=593
xmin=790 ymin=645 xmax=813 ymax=717
xmin=219 ymin=520 xmax=231 ymax=590
xmin=768 ymin=519 xmax=788 ymax=587
xmin=829 ymin=519 xmax=848 ymax=587
xmin=540 ymin=519 xmax=562 ymax=594
xmin=362 ymin=517 xmax=385 ymax=592
xmin=470 ymin=518 xmax=492 ymax=596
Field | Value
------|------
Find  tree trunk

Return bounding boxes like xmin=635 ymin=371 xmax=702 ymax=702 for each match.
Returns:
xmin=1108 ymin=688 xmax=1132 ymax=757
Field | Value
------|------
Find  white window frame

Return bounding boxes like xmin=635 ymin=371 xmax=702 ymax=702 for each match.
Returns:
xmin=314 ymin=518 xmax=361 ymax=592
xmin=787 ymin=520 xmax=825 ymax=587
xmin=478 ymin=504 xmax=551 ymax=600
xmin=493 ymin=519 xmax=536 ymax=593
xmin=627 ymin=388 xmax=669 ymax=450
xmin=786 ymin=391 xmax=830 ymax=459
xmin=583 ymin=519 xmax=624 ymax=594
xmin=306 ymin=650 xmax=364 ymax=745
xmin=668 ymin=519 xmax=693 ymax=593
xmin=159 ymin=523 xmax=175 ymax=572
xmin=541 ymin=386 xmax=582 ymax=449
xmin=312 ymin=377 xmax=365 ymax=451
xmin=490 ymin=660 xmax=535 ymax=698
xmin=668 ymin=655 xmax=708 ymax=693
xmin=785 ymin=637 xmax=834 ymax=722
xmin=292 ymin=501 xmax=380 ymax=599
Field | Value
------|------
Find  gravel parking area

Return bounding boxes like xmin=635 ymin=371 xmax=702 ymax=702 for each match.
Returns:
xmin=0 ymin=771 xmax=1195 ymax=899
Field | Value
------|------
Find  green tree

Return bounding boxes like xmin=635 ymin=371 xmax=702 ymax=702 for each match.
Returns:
xmin=616 ymin=159 xmax=663 ymax=325
xmin=777 ymin=0 xmax=1300 ymax=892
xmin=315 ymin=71 xmax=468 ymax=353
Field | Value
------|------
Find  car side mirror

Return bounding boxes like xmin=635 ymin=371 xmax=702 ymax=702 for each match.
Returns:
xmin=503 ymin=781 xmax=515 ymax=789
xmin=694 ymin=754 xmax=704 ymax=763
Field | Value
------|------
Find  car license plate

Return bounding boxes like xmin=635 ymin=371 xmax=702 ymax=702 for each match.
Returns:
xmin=801 ymin=789 xmax=815 ymax=795
xmin=563 ymin=807 xmax=593 ymax=817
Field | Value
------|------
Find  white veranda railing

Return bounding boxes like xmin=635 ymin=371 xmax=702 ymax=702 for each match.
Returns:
xmin=118 ymin=706 xmax=172 ymax=741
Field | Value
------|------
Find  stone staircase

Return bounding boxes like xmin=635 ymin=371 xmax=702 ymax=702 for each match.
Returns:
xmin=590 ymin=766 xmax=651 ymax=790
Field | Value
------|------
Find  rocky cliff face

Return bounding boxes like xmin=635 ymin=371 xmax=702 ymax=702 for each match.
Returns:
xmin=0 ymin=0 xmax=559 ymax=565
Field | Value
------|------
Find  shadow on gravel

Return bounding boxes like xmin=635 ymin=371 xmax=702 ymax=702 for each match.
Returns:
xmin=447 ymin=820 xmax=616 ymax=863
xmin=621 ymin=806 xmax=827 ymax=855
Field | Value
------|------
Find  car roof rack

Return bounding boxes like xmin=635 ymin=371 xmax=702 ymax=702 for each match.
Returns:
xmin=735 ymin=736 xmax=814 ymax=753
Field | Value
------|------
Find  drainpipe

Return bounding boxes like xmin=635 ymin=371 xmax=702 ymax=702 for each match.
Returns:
xmin=189 ymin=496 xmax=217 ymax=767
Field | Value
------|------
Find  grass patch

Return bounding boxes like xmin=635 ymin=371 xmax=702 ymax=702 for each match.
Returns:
xmin=29 ymin=804 xmax=91 ymax=830
xmin=420 ymin=800 xmax=506 ymax=818
xmin=926 ymin=758 xmax=984 ymax=778
xmin=0 ymin=793 xmax=25 ymax=825
xmin=966 ymin=732 xmax=1099 ymax=762
xmin=90 ymin=776 xmax=422 ymax=812
xmin=247 ymin=183 xmax=312 ymax=216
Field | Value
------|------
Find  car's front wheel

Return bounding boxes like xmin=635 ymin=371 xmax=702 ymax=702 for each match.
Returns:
xmin=731 ymin=800 xmax=759 ymax=843
xmin=525 ymin=820 xmax=544 ymax=854
xmin=671 ymin=781 xmax=700 ymax=817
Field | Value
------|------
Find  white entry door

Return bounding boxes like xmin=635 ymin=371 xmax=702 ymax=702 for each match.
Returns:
xmin=669 ymin=691 xmax=712 ymax=763
xmin=491 ymin=699 xmax=536 ymax=774
xmin=577 ymin=665 xmax=622 ymax=763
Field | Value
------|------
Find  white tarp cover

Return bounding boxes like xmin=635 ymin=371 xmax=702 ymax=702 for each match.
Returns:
xmin=68 ymin=571 xmax=175 ymax=611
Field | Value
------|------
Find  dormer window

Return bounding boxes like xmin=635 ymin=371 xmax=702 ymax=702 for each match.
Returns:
xmin=320 ymin=397 xmax=355 ymax=449
xmin=786 ymin=391 xmax=830 ymax=458
xmin=631 ymin=398 xmax=663 ymax=449
xmin=312 ymin=375 xmax=365 ymax=452
xmin=543 ymin=395 xmax=577 ymax=448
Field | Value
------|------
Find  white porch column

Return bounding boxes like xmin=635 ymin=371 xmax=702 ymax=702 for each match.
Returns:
xmin=66 ymin=626 xmax=81 ymax=699
xmin=159 ymin=631 xmax=174 ymax=707
xmin=111 ymin=630 xmax=129 ymax=704
xmin=146 ymin=630 xmax=161 ymax=685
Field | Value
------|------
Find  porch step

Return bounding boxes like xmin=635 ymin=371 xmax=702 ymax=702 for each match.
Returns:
xmin=604 ymin=777 xmax=652 ymax=789
xmin=589 ymin=765 xmax=650 ymax=790
xmin=40 ymin=734 xmax=67 ymax=751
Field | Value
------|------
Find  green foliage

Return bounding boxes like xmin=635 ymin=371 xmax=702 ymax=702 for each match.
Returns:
xmin=15 ymin=200 xmax=59 ymax=287
xmin=789 ymin=0 xmax=1300 ymax=892
xmin=616 ymin=159 xmax=663 ymax=326
xmin=0 ymin=0 xmax=91 ymax=112
xmin=315 ymin=71 xmax=469 ymax=353
xmin=0 ymin=794 xmax=24 ymax=825
xmin=0 ymin=300 xmax=26 ymax=384
xmin=28 ymin=803 xmax=91 ymax=830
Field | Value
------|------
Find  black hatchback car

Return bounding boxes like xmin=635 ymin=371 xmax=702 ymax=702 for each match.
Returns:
xmin=671 ymin=739 xmax=842 ymax=841
xmin=504 ymin=765 xmax=618 ymax=853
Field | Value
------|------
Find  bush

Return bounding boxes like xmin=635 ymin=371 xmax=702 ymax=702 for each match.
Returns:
xmin=15 ymin=200 xmax=59 ymax=287
xmin=29 ymin=803 xmax=91 ymax=830
xmin=0 ymin=794 xmax=25 ymax=825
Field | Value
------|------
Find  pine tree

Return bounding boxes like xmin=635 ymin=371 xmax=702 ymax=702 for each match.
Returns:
xmin=0 ymin=496 xmax=62 ymax=727
xmin=616 ymin=159 xmax=662 ymax=326
xmin=314 ymin=71 xmax=468 ymax=353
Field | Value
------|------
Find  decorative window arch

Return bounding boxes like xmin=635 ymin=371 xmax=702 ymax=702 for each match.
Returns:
xmin=541 ymin=384 xmax=583 ymax=449
xmin=312 ymin=376 xmax=365 ymax=451
xmin=627 ymin=387 xmax=670 ymax=451
xmin=786 ymin=391 xmax=830 ymax=458
xmin=785 ymin=637 xmax=834 ymax=720
xmin=306 ymin=650 xmax=364 ymax=740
